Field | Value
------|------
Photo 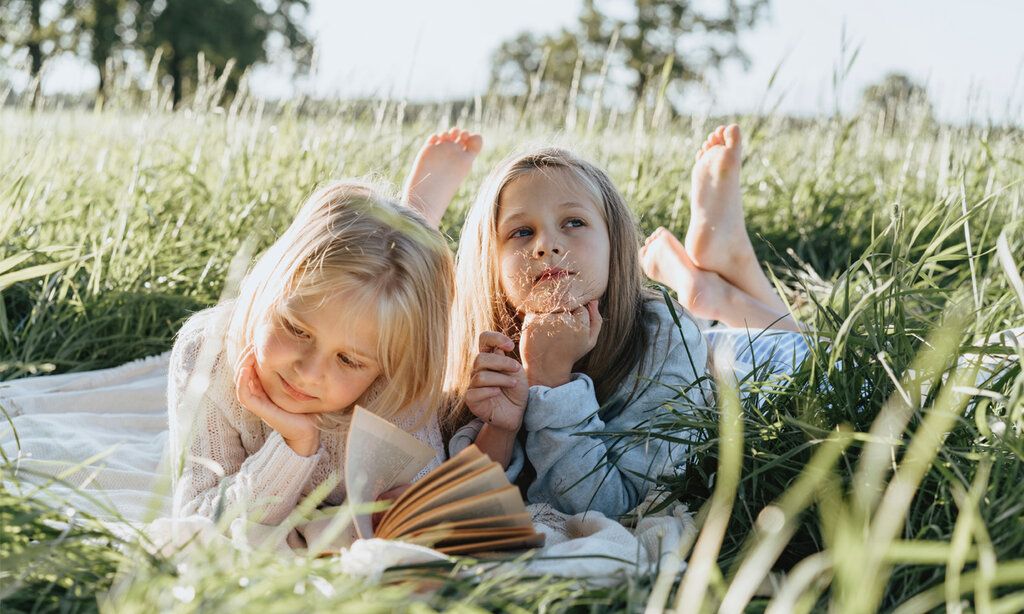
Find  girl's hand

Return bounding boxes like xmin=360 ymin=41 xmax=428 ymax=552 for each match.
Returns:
xmin=235 ymin=350 xmax=321 ymax=457
xmin=465 ymin=332 xmax=529 ymax=433
xmin=520 ymin=299 xmax=602 ymax=388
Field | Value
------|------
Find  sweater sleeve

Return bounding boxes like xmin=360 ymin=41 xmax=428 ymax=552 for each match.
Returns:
xmin=522 ymin=302 xmax=709 ymax=517
xmin=167 ymin=310 xmax=323 ymax=525
xmin=448 ymin=417 xmax=525 ymax=482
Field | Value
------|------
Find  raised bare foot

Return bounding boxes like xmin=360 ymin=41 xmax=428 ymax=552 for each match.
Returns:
xmin=403 ymin=128 xmax=483 ymax=228
xmin=641 ymin=227 xmax=732 ymax=322
xmin=684 ymin=124 xmax=757 ymax=275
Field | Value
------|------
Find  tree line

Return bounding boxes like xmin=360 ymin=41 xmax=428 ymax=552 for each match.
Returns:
xmin=1 ymin=0 xmax=312 ymax=105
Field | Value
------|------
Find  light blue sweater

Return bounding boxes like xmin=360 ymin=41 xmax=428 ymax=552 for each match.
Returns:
xmin=449 ymin=298 xmax=709 ymax=518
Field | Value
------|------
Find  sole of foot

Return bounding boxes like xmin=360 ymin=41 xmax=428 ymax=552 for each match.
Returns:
xmin=403 ymin=128 xmax=483 ymax=227
xmin=641 ymin=227 xmax=731 ymax=322
xmin=684 ymin=123 xmax=757 ymax=275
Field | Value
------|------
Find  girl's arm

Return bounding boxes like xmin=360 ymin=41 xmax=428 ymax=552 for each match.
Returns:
xmin=449 ymin=418 xmax=525 ymax=480
xmin=167 ymin=315 xmax=322 ymax=525
xmin=449 ymin=332 xmax=529 ymax=475
xmin=522 ymin=304 xmax=708 ymax=517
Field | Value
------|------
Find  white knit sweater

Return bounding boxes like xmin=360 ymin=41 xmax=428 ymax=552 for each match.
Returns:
xmin=166 ymin=305 xmax=446 ymax=525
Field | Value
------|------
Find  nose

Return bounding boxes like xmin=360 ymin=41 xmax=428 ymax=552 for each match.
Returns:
xmin=532 ymin=230 xmax=562 ymax=258
xmin=292 ymin=351 xmax=324 ymax=385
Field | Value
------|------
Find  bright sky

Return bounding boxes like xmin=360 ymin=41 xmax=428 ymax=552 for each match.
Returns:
xmin=23 ymin=0 xmax=1024 ymax=124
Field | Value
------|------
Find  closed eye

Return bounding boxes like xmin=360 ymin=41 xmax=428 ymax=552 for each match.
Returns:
xmin=337 ymin=353 xmax=363 ymax=369
xmin=283 ymin=318 xmax=310 ymax=339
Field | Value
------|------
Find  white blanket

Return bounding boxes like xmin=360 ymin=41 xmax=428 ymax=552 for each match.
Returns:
xmin=0 ymin=355 xmax=694 ymax=581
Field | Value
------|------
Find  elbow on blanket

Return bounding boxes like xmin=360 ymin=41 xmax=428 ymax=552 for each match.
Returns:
xmin=551 ymin=477 xmax=645 ymax=518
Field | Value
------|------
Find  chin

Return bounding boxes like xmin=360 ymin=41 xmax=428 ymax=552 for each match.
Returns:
xmin=521 ymin=289 xmax=589 ymax=313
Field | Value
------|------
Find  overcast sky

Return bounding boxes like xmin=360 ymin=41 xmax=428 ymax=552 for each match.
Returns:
xmin=20 ymin=0 xmax=1024 ymax=124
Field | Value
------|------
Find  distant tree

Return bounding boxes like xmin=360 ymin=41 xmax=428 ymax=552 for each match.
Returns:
xmin=79 ymin=0 xmax=123 ymax=95
xmin=489 ymin=29 xmax=585 ymax=98
xmin=137 ymin=0 xmax=313 ymax=106
xmin=0 ymin=0 xmax=75 ymax=85
xmin=3 ymin=0 xmax=313 ymax=105
xmin=860 ymin=72 xmax=935 ymax=134
xmin=489 ymin=0 xmax=769 ymax=108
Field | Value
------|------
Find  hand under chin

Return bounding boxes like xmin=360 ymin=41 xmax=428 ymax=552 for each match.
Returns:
xmin=521 ymin=288 xmax=594 ymax=314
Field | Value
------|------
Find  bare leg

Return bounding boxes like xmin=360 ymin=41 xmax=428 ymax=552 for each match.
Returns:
xmin=641 ymin=227 xmax=801 ymax=332
xmin=685 ymin=124 xmax=788 ymax=313
xmin=403 ymin=128 xmax=483 ymax=229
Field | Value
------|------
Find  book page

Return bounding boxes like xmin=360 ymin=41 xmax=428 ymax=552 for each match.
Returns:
xmin=378 ymin=452 xmax=493 ymax=536
xmin=380 ymin=463 xmax=508 ymax=537
xmin=405 ymin=513 xmax=533 ymax=537
xmin=391 ymin=484 xmax=527 ymax=537
xmin=345 ymin=406 xmax=438 ymax=539
xmin=405 ymin=526 xmax=537 ymax=547
xmin=437 ymin=532 xmax=545 ymax=555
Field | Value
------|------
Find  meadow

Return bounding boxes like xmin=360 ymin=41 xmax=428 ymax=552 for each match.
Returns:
xmin=1 ymin=77 xmax=1023 ymax=612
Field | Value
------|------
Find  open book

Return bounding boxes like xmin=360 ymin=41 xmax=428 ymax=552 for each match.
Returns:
xmin=344 ymin=407 xmax=545 ymax=555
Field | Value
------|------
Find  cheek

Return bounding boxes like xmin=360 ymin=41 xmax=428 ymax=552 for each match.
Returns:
xmin=253 ymin=327 xmax=293 ymax=368
xmin=328 ymin=369 xmax=380 ymax=406
xmin=499 ymin=251 xmax=530 ymax=293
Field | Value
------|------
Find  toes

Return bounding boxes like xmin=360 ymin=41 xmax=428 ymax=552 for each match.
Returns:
xmin=464 ymin=133 xmax=483 ymax=154
xmin=428 ymin=134 xmax=440 ymax=145
xmin=710 ymin=126 xmax=726 ymax=147
xmin=724 ymin=124 xmax=741 ymax=149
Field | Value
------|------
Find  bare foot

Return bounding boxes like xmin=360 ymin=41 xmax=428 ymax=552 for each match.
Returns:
xmin=641 ymin=227 xmax=732 ymax=322
xmin=685 ymin=124 xmax=757 ymax=275
xmin=403 ymin=128 xmax=483 ymax=229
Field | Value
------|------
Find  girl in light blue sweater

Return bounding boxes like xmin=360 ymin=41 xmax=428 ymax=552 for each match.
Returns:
xmin=444 ymin=146 xmax=712 ymax=518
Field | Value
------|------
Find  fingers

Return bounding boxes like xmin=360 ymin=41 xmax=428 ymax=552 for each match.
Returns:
xmin=234 ymin=350 xmax=282 ymax=423
xmin=478 ymin=331 xmax=515 ymax=354
xmin=465 ymin=387 xmax=502 ymax=414
xmin=473 ymin=351 xmax=521 ymax=374
xmin=470 ymin=369 xmax=520 ymax=390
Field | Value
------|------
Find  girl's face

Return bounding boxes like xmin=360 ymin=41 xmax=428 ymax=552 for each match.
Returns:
xmin=251 ymin=292 xmax=382 ymax=415
xmin=496 ymin=167 xmax=611 ymax=314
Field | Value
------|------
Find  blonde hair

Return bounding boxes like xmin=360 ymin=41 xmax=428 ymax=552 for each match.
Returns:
xmin=443 ymin=147 xmax=668 ymax=434
xmin=225 ymin=180 xmax=454 ymax=424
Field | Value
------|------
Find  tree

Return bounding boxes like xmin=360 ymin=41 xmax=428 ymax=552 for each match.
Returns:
xmin=489 ymin=0 xmax=769 ymax=109
xmin=859 ymin=72 xmax=934 ymax=134
xmin=489 ymin=29 xmax=588 ymax=98
xmin=138 ymin=0 xmax=312 ymax=106
xmin=81 ymin=0 xmax=121 ymax=94
xmin=0 ymin=0 xmax=75 ymax=83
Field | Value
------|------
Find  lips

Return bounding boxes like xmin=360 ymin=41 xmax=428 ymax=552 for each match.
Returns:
xmin=534 ymin=267 xmax=575 ymax=284
xmin=279 ymin=373 xmax=317 ymax=402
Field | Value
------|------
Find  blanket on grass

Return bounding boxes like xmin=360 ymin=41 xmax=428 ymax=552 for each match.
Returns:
xmin=0 ymin=353 xmax=694 ymax=582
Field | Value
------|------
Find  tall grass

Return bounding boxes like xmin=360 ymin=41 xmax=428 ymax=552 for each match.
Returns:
xmin=1 ymin=71 xmax=1022 ymax=612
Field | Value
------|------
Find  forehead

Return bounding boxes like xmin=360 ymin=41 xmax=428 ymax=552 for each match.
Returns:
xmin=282 ymin=291 xmax=379 ymax=355
xmin=497 ymin=167 xmax=603 ymax=222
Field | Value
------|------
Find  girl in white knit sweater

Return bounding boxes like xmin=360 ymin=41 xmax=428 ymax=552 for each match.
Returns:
xmin=169 ymin=130 xmax=483 ymax=526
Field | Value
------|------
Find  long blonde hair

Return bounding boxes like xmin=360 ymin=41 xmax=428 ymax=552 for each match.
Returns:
xmin=225 ymin=180 xmax=454 ymax=423
xmin=443 ymin=147 xmax=665 ymax=434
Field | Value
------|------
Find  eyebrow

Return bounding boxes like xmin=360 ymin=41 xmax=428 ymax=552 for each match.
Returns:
xmin=285 ymin=310 xmax=377 ymax=363
xmin=499 ymin=201 xmax=593 ymax=227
